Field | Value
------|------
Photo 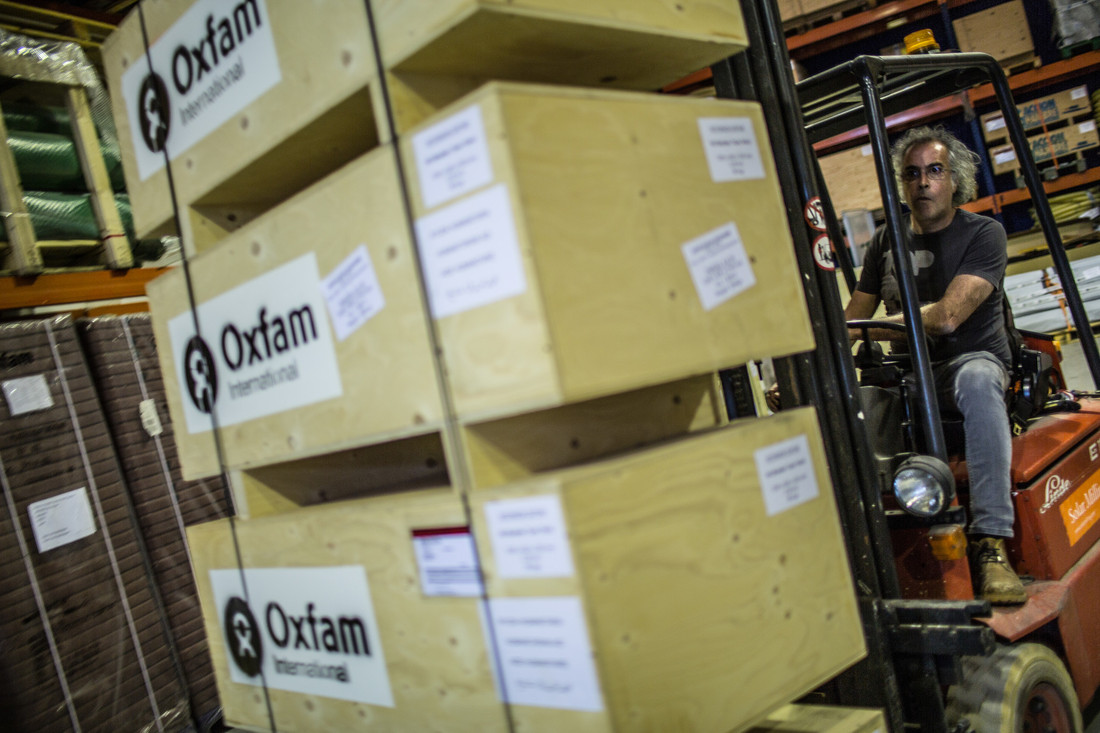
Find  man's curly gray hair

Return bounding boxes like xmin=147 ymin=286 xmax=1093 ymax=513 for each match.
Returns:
xmin=891 ymin=125 xmax=980 ymax=207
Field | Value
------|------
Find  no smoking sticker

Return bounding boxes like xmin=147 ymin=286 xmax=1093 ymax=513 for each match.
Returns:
xmin=804 ymin=197 xmax=827 ymax=232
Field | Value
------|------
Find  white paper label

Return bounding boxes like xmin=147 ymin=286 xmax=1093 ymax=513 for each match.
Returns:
xmin=119 ymin=0 xmax=282 ymax=181
xmin=1072 ymin=86 xmax=1087 ymax=99
xmin=28 ymin=488 xmax=97 ymax=553
xmin=167 ymin=252 xmax=342 ymax=434
xmin=860 ymin=144 xmax=873 ymax=156
xmin=2 ymin=374 xmax=53 ymax=416
xmin=682 ymin=221 xmax=756 ymax=311
xmin=139 ymin=398 xmax=164 ymax=437
xmin=414 ymin=183 xmax=527 ymax=319
xmin=209 ymin=566 xmax=393 ymax=706
xmin=413 ymin=104 xmax=494 ymax=209
xmin=321 ymin=245 xmax=385 ymax=342
xmin=487 ymin=597 xmax=604 ymax=712
xmin=985 ymin=115 xmax=1006 ymax=132
xmin=697 ymin=117 xmax=766 ymax=182
xmin=755 ymin=434 xmax=819 ymax=516
xmin=994 ymin=150 xmax=1017 ymax=165
xmin=412 ymin=528 xmax=484 ymax=597
xmin=485 ymin=494 xmax=574 ymax=579
xmin=1080 ymin=121 xmax=1096 ymax=133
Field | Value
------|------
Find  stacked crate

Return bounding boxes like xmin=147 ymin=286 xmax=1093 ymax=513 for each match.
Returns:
xmin=77 ymin=314 xmax=232 ymax=728
xmin=0 ymin=316 xmax=190 ymax=731
xmin=104 ymin=1 xmax=867 ymax=731
xmin=980 ymin=84 xmax=1099 ymax=177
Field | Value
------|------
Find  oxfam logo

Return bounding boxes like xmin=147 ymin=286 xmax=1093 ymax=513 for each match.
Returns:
xmin=137 ymin=72 xmax=171 ymax=154
xmin=183 ymin=335 xmax=217 ymax=413
xmin=225 ymin=596 xmax=263 ymax=677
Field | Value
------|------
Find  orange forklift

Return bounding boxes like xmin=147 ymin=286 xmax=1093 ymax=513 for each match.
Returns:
xmin=714 ymin=0 xmax=1100 ymax=729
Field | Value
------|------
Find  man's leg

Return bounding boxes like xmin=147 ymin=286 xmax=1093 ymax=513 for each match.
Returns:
xmin=935 ymin=352 xmax=1026 ymax=604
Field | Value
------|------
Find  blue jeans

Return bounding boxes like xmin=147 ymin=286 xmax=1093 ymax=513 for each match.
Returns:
xmin=933 ymin=351 xmax=1014 ymax=538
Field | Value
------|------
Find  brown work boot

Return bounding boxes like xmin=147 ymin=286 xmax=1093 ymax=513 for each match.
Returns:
xmin=969 ymin=537 xmax=1027 ymax=605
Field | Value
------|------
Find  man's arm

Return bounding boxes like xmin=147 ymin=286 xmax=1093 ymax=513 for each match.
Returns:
xmin=845 ymin=274 xmax=992 ymax=342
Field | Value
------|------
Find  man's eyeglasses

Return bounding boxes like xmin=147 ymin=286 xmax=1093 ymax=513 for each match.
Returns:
xmin=901 ymin=164 xmax=949 ymax=182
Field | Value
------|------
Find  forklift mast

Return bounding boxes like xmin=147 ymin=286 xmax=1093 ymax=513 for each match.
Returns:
xmin=719 ymin=0 xmax=1100 ymax=729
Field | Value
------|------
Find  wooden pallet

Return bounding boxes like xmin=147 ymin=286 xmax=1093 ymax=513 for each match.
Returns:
xmin=782 ymin=0 xmax=877 ymax=34
xmin=0 ymin=82 xmax=132 ymax=276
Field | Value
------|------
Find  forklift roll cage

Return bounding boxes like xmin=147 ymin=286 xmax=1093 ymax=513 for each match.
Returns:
xmin=716 ymin=1 xmax=1100 ymax=730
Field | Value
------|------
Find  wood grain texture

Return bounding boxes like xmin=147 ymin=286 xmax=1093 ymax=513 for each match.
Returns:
xmin=187 ymin=490 xmax=509 ymax=733
xmin=401 ymin=83 xmax=816 ymax=420
xmin=0 ymin=99 xmax=42 ymax=274
xmin=747 ymin=704 xmax=887 ymax=732
xmin=469 ymin=408 xmax=865 ymax=733
xmin=103 ymin=0 xmax=381 ymax=239
xmin=373 ymin=0 xmax=745 ymax=133
xmin=147 ymin=147 xmax=445 ymax=479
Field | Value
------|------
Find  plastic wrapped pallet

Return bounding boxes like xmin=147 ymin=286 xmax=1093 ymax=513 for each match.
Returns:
xmin=78 ymin=314 xmax=232 ymax=729
xmin=0 ymin=316 xmax=190 ymax=731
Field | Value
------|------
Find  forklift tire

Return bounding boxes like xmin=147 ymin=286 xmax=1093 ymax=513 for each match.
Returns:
xmin=945 ymin=643 xmax=1082 ymax=733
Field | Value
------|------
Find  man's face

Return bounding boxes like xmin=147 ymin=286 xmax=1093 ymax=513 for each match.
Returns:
xmin=901 ymin=141 xmax=956 ymax=233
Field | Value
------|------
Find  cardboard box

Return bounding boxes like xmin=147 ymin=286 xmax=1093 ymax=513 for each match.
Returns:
xmin=817 ymin=143 xmax=886 ymax=214
xmin=373 ymin=0 xmax=747 ymax=132
xmin=467 ymin=407 xmax=865 ymax=732
xmin=401 ymin=82 xmax=815 ymax=421
xmin=988 ymin=119 xmax=1100 ymax=174
xmin=103 ymin=0 xmax=382 ymax=239
xmin=953 ymin=0 xmax=1035 ymax=64
xmin=147 ymin=146 xmax=444 ymax=479
xmin=980 ymin=85 xmax=1093 ymax=143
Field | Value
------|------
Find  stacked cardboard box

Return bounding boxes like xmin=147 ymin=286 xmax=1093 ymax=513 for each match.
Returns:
xmin=0 ymin=315 xmax=189 ymax=731
xmin=78 ymin=314 xmax=232 ymax=727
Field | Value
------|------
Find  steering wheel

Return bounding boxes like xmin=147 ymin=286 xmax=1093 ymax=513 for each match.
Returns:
xmin=845 ymin=319 xmax=934 ymax=370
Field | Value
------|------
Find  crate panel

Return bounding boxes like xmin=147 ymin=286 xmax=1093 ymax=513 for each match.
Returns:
xmin=147 ymin=147 xmax=444 ymax=479
xmin=401 ymin=83 xmax=814 ymax=421
xmin=988 ymin=119 xmax=1100 ymax=174
xmin=103 ymin=0 xmax=382 ymax=241
xmin=953 ymin=0 xmax=1035 ymax=63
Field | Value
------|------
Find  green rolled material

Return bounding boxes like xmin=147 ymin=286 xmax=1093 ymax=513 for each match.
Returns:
xmin=8 ymin=130 xmax=125 ymax=192
xmin=2 ymin=102 xmax=72 ymax=135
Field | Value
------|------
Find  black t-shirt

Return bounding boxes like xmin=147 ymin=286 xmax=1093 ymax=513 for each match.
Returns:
xmin=856 ymin=208 xmax=1012 ymax=366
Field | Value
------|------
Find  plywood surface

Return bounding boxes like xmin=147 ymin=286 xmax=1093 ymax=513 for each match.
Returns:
xmin=147 ymin=147 xmax=444 ymax=479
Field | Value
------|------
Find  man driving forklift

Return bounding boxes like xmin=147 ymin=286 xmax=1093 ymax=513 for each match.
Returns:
xmin=842 ymin=125 xmax=1027 ymax=606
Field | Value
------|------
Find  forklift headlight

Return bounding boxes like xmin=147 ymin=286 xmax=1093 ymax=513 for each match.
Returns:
xmin=893 ymin=455 xmax=956 ymax=518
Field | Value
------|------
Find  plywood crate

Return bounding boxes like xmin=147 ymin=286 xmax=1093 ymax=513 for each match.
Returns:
xmin=818 ymin=143 xmax=885 ymax=214
xmin=952 ymin=0 xmax=1035 ymax=66
xmin=103 ymin=0 xmax=382 ymax=241
xmin=400 ymin=82 xmax=815 ymax=421
xmin=988 ymin=119 xmax=1100 ymax=174
xmin=147 ymin=146 xmax=444 ymax=480
xmin=467 ymin=407 xmax=865 ymax=733
xmin=746 ymin=703 xmax=886 ymax=732
xmin=980 ymin=84 xmax=1093 ymax=143
xmin=187 ymin=489 xmax=511 ymax=732
xmin=372 ymin=0 xmax=746 ymax=133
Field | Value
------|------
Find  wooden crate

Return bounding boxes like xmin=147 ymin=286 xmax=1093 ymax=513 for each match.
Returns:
xmin=953 ymin=0 xmax=1035 ymax=66
xmin=187 ymin=489 xmax=510 ymax=732
xmin=988 ymin=119 xmax=1100 ymax=174
xmin=817 ymin=143 xmax=885 ymax=214
xmin=980 ymin=85 xmax=1093 ymax=143
xmin=466 ymin=407 xmax=865 ymax=732
xmin=103 ymin=0 xmax=382 ymax=241
xmin=372 ymin=0 xmax=747 ymax=133
xmin=0 ymin=85 xmax=132 ymax=275
xmin=400 ymin=82 xmax=815 ymax=421
xmin=147 ymin=146 xmax=444 ymax=479
xmin=747 ymin=704 xmax=887 ymax=732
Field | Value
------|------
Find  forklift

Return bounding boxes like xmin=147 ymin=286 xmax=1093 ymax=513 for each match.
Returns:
xmin=714 ymin=0 xmax=1100 ymax=729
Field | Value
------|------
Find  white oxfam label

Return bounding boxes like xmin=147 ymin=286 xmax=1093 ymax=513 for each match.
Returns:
xmin=168 ymin=252 xmax=342 ymax=434
xmin=210 ymin=566 xmax=393 ymax=706
xmin=120 ymin=0 xmax=282 ymax=181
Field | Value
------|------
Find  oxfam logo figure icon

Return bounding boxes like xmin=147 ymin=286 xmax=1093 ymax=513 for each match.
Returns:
xmin=138 ymin=72 xmax=171 ymax=154
xmin=225 ymin=597 xmax=263 ymax=677
xmin=183 ymin=335 xmax=217 ymax=413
